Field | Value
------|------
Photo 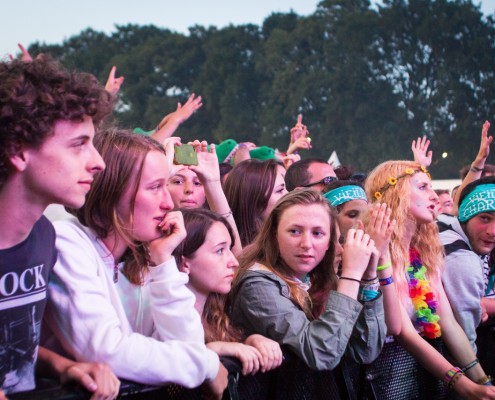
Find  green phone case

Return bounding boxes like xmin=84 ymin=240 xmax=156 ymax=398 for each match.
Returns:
xmin=173 ymin=144 xmax=198 ymax=166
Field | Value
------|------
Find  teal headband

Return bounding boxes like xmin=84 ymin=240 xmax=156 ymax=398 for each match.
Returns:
xmin=323 ymin=185 xmax=368 ymax=207
xmin=458 ymin=184 xmax=495 ymax=223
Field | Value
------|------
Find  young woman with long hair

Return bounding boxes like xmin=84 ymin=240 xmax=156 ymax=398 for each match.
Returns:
xmin=43 ymin=128 xmax=227 ymax=398
xmin=173 ymin=208 xmax=283 ymax=376
xmin=228 ymin=189 xmax=387 ymax=371
xmin=364 ymin=160 xmax=495 ymax=399
xmin=224 ymin=159 xmax=287 ymax=247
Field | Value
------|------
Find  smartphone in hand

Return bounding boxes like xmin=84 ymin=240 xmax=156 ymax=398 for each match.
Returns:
xmin=174 ymin=144 xmax=198 ymax=166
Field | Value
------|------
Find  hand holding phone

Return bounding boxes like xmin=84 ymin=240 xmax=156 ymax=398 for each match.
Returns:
xmin=174 ymin=144 xmax=198 ymax=166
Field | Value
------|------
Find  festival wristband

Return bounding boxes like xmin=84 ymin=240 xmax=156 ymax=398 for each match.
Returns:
xmin=379 ymin=276 xmax=394 ymax=286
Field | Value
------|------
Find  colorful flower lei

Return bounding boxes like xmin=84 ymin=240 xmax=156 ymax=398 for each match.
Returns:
xmin=373 ymin=166 xmax=431 ymax=200
xmin=407 ymin=248 xmax=441 ymax=339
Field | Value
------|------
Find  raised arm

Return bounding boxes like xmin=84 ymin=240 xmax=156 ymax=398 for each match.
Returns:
xmin=411 ymin=136 xmax=433 ymax=167
xmin=152 ymin=93 xmax=203 ymax=143
xmin=104 ymin=66 xmax=124 ymax=97
xmin=287 ymin=114 xmax=312 ymax=155
xmin=188 ymin=141 xmax=242 ymax=256
xmin=453 ymin=121 xmax=492 ymax=213
xmin=366 ymin=202 xmax=401 ymax=336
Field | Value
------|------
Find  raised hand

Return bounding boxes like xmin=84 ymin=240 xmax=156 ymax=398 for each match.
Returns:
xmin=288 ymin=114 xmax=311 ymax=154
xmin=366 ymin=203 xmax=396 ymax=260
xmin=188 ymin=140 xmax=221 ymax=184
xmin=341 ymin=228 xmax=376 ymax=279
xmin=104 ymin=66 xmax=124 ymax=97
xmin=9 ymin=43 xmax=33 ymax=62
xmin=476 ymin=120 xmax=492 ymax=162
xmin=411 ymin=136 xmax=432 ymax=167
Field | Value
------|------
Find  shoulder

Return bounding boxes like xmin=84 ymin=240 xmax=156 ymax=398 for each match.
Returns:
xmin=54 ymin=217 xmax=94 ymax=242
xmin=236 ymin=267 xmax=290 ymax=298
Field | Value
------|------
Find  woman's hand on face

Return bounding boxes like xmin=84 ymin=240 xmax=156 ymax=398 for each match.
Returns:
xmin=188 ymin=140 xmax=221 ymax=184
xmin=341 ymin=228 xmax=376 ymax=279
xmin=366 ymin=203 xmax=396 ymax=261
xmin=149 ymin=211 xmax=187 ymax=265
xmin=244 ymin=334 xmax=283 ymax=372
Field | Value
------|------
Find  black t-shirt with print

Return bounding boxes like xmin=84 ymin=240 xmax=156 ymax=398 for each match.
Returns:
xmin=0 ymin=215 xmax=56 ymax=394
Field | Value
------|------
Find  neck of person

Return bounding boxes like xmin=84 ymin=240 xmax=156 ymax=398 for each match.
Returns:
xmin=0 ymin=180 xmax=48 ymax=249
xmin=188 ymin=284 xmax=207 ymax=316
xmin=100 ymin=231 xmax=129 ymax=263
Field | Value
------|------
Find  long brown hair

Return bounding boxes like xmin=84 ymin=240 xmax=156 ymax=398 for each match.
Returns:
xmin=172 ymin=208 xmax=243 ymax=343
xmin=365 ymin=160 xmax=443 ymax=299
xmin=224 ymin=159 xmax=281 ymax=246
xmin=231 ymin=188 xmax=337 ymax=319
xmin=70 ymin=128 xmax=166 ymax=285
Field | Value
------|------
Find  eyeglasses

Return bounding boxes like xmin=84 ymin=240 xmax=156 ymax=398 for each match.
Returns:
xmin=303 ymin=176 xmax=338 ymax=188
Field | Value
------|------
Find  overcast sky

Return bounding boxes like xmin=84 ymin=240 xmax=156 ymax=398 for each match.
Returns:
xmin=1 ymin=0 xmax=494 ymax=59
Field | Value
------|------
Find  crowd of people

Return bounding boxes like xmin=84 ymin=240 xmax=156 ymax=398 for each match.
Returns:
xmin=2 ymin=46 xmax=495 ymax=400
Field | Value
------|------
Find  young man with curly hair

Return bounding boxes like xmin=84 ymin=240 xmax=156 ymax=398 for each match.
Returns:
xmin=0 ymin=56 xmax=119 ymax=397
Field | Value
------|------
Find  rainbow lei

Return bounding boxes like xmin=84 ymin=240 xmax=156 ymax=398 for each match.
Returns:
xmin=407 ymin=248 xmax=441 ymax=339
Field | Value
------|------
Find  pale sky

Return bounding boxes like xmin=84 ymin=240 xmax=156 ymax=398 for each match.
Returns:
xmin=2 ymin=0 xmax=494 ymax=59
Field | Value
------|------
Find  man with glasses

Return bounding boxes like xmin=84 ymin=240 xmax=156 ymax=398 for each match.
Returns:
xmin=285 ymin=158 xmax=338 ymax=192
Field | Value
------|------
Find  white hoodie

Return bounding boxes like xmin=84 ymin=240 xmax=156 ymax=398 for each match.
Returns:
xmin=43 ymin=217 xmax=219 ymax=387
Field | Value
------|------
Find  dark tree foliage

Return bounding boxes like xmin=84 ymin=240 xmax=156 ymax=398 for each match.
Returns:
xmin=29 ymin=0 xmax=495 ymax=177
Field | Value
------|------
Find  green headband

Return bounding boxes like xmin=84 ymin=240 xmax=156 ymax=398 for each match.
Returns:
xmin=459 ymin=184 xmax=495 ymax=223
xmin=323 ymin=185 xmax=368 ymax=207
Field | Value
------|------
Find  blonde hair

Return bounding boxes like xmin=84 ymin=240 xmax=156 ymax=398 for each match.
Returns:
xmin=365 ymin=160 xmax=443 ymax=299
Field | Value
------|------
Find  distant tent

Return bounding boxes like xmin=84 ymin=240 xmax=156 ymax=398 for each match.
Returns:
xmin=328 ymin=151 xmax=341 ymax=167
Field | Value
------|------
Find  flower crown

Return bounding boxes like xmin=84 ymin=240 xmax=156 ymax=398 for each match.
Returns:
xmin=374 ymin=166 xmax=430 ymax=201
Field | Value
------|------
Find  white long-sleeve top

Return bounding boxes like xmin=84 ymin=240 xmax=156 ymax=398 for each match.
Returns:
xmin=43 ymin=217 xmax=219 ymax=387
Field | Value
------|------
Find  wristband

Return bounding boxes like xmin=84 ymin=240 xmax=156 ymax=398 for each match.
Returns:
xmin=379 ymin=276 xmax=394 ymax=286
xmin=471 ymin=164 xmax=484 ymax=172
xmin=444 ymin=367 xmax=464 ymax=389
xmin=377 ymin=262 xmax=391 ymax=271
xmin=476 ymin=375 xmax=493 ymax=385
xmin=461 ymin=358 xmax=479 ymax=373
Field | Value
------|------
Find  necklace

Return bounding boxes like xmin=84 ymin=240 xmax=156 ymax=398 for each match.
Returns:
xmin=407 ymin=248 xmax=441 ymax=339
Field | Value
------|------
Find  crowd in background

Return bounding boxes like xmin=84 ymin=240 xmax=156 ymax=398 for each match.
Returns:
xmin=2 ymin=45 xmax=495 ymax=400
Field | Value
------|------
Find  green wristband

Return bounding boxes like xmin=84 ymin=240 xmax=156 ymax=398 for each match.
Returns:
xmin=377 ymin=262 xmax=391 ymax=271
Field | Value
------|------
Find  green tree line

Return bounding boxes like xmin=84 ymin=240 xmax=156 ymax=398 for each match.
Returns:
xmin=30 ymin=0 xmax=495 ymax=178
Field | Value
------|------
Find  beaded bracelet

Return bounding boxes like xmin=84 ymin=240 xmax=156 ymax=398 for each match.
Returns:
xmin=461 ymin=358 xmax=479 ymax=373
xmin=476 ymin=375 xmax=493 ymax=385
xmin=444 ymin=367 xmax=464 ymax=389
xmin=358 ymin=288 xmax=380 ymax=302
xmin=377 ymin=262 xmax=391 ymax=271
xmin=379 ymin=276 xmax=394 ymax=286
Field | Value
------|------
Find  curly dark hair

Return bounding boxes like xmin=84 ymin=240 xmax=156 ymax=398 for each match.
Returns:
xmin=0 ymin=56 xmax=112 ymax=188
